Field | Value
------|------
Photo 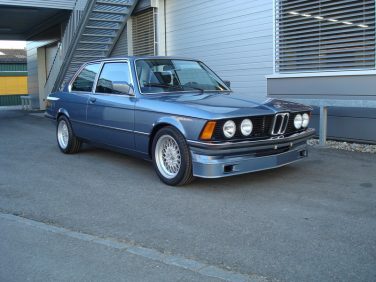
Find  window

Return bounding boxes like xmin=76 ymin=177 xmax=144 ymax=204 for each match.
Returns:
xmin=71 ymin=63 xmax=101 ymax=92
xmin=275 ymin=0 xmax=375 ymax=72
xmin=135 ymin=59 xmax=229 ymax=94
xmin=95 ymin=62 xmax=132 ymax=95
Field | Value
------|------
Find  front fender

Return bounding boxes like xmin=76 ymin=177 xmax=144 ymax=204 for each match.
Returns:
xmin=56 ymin=108 xmax=70 ymax=119
xmin=153 ymin=116 xmax=187 ymax=137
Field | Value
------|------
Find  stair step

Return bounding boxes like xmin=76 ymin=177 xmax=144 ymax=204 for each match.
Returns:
xmin=96 ymin=0 xmax=133 ymax=7
xmin=92 ymin=9 xmax=128 ymax=15
xmin=74 ymin=55 xmax=103 ymax=58
xmin=86 ymin=25 xmax=119 ymax=30
xmin=79 ymin=41 xmax=113 ymax=45
xmin=89 ymin=17 xmax=124 ymax=23
xmin=76 ymin=48 xmax=109 ymax=52
xmin=71 ymin=61 xmax=88 ymax=65
xmin=82 ymin=33 xmax=117 ymax=38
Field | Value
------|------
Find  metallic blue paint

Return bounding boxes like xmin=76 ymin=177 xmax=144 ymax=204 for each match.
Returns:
xmin=45 ymin=56 xmax=315 ymax=179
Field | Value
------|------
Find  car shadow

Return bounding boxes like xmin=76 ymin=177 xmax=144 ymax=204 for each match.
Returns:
xmin=77 ymin=143 xmax=306 ymax=192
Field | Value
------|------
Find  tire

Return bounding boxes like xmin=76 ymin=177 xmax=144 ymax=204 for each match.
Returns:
xmin=56 ymin=115 xmax=81 ymax=154
xmin=152 ymin=126 xmax=195 ymax=186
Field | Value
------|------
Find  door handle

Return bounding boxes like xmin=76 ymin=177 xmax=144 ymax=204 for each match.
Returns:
xmin=89 ymin=97 xmax=96 ymax=103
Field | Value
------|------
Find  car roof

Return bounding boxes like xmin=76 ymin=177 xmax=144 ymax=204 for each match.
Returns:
xmin=85 ymin=56 xmax=198 ymax=64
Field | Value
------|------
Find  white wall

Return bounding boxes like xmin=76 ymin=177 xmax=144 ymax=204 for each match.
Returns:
xmin=27 ymin=40 xmax=57 ymax=108
xmin=164 ymin=0 xmax=274 ymax=99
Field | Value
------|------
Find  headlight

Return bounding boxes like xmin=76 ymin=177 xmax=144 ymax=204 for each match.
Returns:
xmin=294 ymin=114 xmax=303 ymax=129
xmin=240 ymin=119 xmax=253 ymax=136
xmin=302 ymin=113 xmax=310 ymax=128
xmin=223 ymin=120 xmax=236 ymax=138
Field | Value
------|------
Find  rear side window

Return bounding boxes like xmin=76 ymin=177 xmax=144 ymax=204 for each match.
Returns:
xmin=95 ymin=62 xmax=131 ymax=95
xmin=71 ymin=63 xmax=101 ymax=92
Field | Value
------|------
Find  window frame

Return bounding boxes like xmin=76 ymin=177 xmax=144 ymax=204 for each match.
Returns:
xmin=68 ymin=59 xmax=135 ymax=96
xmin=134 ymin=58 xmax=231 ymax=95
xmin=94 ymin=60 xmax=134 ymax=96
xmin=68 ymin=62 xmax=102 ymax=93
xmin=273 ymin=0 xmax=376 ymax=74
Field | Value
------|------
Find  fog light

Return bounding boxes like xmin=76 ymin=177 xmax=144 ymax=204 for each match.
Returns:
xmin=294 ymin=114 xmax=303 ymax=129
xmin=240 ymin=119 xmax=253 ymax=136
xmin=302 ymin=113 xmax=310 ymax=128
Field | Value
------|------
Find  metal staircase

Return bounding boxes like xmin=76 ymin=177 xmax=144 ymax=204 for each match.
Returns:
xmin=45 ymin=0 xmax=138 ymax=96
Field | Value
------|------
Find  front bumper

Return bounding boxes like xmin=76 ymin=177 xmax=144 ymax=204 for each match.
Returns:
xmin=188 ymin=128 xmax=315 ymax=178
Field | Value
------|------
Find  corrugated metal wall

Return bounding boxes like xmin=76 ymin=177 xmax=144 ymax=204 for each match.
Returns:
xmin=165 ymin=0 xmax=274 ymax=99
xmin=0 ymin=64 xmax=27 ymax=72
xmin=110 ymin=25 xmax=128 ymax=57
xmin=0 ymin=63 xmax=28 ymax=101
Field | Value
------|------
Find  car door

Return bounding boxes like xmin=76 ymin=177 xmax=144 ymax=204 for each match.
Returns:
xmin=66 ymin=63 xmax=101 ymax=139
xmin=86 ymin=61 xmax=136 ymax=149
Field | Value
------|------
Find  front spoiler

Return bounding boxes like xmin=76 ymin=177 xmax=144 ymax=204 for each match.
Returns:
xmin=189 ymin=128 xmax=314 ymax=178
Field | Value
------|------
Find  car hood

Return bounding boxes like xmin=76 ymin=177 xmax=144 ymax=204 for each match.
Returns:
xmin=139 ymin=92 xmax=312 ymax=120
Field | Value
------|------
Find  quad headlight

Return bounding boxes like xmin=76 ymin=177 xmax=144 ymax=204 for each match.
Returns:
xmin=240 ymin=119 xmax=253 ymax=136
xmin=294 ymin=114 xmax=303 ymax=129
xmin=302 ymin=113 xmax=310 ymax=128
xmin=223 ymin=120 xmax=236 ymax=138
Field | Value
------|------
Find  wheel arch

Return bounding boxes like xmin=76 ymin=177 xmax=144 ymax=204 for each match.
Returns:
xmin=148 ymin=118 xmax=187 ymax=157
xmin=56 ymin=108 xmax=70 ymax=120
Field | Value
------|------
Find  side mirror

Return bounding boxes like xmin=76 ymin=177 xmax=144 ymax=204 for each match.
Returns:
xmin=112 ymin=81 xmax=134 ymax=95
xmin=223 ymin=80 xmax=231 ymax=88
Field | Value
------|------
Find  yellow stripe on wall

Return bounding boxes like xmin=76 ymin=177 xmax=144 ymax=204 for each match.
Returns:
xmin=0 ymin=76 xmax=28 ymax=95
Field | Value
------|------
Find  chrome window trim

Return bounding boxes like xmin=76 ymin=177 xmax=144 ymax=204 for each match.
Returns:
xmin=92 ymin=59 xmax=136 ymax=97
xmin=133 ymin=58 xmax=231 ymax=95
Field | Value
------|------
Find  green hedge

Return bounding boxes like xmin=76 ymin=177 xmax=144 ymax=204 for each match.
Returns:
xmin=0 ymin=95 xmax=23 ymax=106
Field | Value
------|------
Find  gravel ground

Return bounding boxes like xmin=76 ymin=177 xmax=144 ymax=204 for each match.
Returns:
xmin=308 ymin=138 xmax=376 ymax=154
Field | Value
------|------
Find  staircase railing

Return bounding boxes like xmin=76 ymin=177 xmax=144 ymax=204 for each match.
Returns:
xmin=44 ymin=0 xmax=92 ymax=96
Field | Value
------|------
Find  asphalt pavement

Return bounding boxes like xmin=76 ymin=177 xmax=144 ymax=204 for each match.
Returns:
xmin=0 ymin=110 xmax=375 ymax=282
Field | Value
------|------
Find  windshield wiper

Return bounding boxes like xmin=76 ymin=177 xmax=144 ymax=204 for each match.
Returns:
xmin=143 ymin=83 xmax=183 ymax=91
xmin=183 ymin=85 xmax=205 ymax=93
xmin=143 ymin=82 xmax=207 ymax=94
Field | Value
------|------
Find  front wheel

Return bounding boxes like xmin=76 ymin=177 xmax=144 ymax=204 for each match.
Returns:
xmin=56 ymin=116 xmax=81 ymax=154
xmin=152 ymin=127 xmax=194 ymax=186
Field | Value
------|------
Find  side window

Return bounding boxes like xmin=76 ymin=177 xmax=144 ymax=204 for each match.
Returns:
xmin=95 ymin=62 xmax=131 ymax=95
xmin=71 ymin=63 xmax=101 ymax=92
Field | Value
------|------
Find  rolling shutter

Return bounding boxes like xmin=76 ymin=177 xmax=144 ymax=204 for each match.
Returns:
xmin=132 ymin=8 xmax=156 ymax=56
xmin=275 ymin=0 xmax=376 ymax=72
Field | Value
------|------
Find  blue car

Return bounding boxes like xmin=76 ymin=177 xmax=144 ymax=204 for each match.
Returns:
xmin=45 ymin=56 xmax=315 ymax=186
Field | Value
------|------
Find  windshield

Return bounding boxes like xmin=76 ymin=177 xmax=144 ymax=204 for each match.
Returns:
xmin=135 ymin=59 xmax=230 ymax=94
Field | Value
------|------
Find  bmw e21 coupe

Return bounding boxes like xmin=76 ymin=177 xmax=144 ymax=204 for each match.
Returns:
xmin=45 ymin=56 xmax=315 ymax=186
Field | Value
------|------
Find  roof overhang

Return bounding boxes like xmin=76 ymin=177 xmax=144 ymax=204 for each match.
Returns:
xmin=0 ymin=5 xmax=70 ymax=40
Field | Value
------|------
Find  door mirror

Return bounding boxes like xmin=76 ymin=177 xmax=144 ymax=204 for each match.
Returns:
xmin=112 ymin=82 xmax=134 ymax=95
xmin=223 ymin=80 xmax=231 ymax=88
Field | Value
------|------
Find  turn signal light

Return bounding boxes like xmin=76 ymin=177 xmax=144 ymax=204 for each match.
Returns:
xmin=200 ymin=121 xmax=216 ymax=140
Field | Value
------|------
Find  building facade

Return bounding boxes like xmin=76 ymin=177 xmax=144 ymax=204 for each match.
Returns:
xmin=0 ymin=48 xmax=28 ymax=106
xmin=0 ymin=0 xmax=375 ymax=143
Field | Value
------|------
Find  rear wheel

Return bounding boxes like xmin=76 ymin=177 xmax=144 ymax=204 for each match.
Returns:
xmin=56 ymin=116 xmax=81 ymax=154
xmin=152 ymin=127 xmax=194 ymax=186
